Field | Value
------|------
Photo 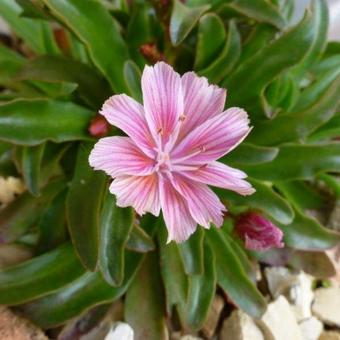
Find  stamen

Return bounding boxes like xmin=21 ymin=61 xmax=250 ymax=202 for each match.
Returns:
xmin=179 ymin=114 xmax=186 ymax=122
xmin=200 ymin=145 xmax=206 ymax=152
xmin=157 ymin=127 xmax=163 ymax=135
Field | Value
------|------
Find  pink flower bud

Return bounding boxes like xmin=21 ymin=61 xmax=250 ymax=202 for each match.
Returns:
xmin=235 ymin=212 xmax=284 ymax=251
xmin=88 ymin=115 xmax=110 ymax=138
xmin=139 ymin=43 xmax=165 ymax=64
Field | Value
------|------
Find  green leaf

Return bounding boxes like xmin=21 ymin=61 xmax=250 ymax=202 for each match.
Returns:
xmin=37 ymin=189 xmax=67 ymax=253
xmin=124 ymin=60 xmax=142 ymax=102
xmin=291 ymin=0 xmax=329 ymax=79
xmin=126 ymin=224 xmax=155 ymax=253
xmin=14 ymin=0 xmax=49 ymax=19
xmin=22 ymin=144 xmax=45 ymax=196
xmin=217 ymin=178 xmax=294 ymax=224
xmin=278 ymin=210 xmax=340 ymax=250
xmin=99 ymin=192 xmax=134 ymax=286
xmin=39 ymin=143 xmax=70 ymax=187
xmin=221 ymin=224 xmax=258 ymax=282
xmin=125 ymin=252 xmax=168 ymax=340
xmin=0 ymin=243 xmax=84 ymax=305
xmin=126 ymin=3 xmax=151 ymax=67
xmin=275 ymin=181 xmax=327 ymax=213
xmin=243 ymin=143 xmax=340 ymax=181
xmin=199 ymin=20 xmax=241 ymax=83
xmin=0 ymin=0 xmax=59 ymax=54
xmin=21 ymin=251 xmax=143 ymax=328
xmin=239 ymin=24 xmax=276 ymax=64
xmin=222 ymin=143 xmax=279 ymax=165
xmin=66 ymin=143 xmax=107 ymax=271
xmin=158 ymin=227 xmax=187 ymax=316
xmin=294 ymin=67 xmax=340 ymax=112
xmin=309 ymin=112 xmax=340 ymax=141
xmin=41 ymin=0 xmax=129 ymax=92
xmin=0 ymin=179 xmax=65 ymax=243
xmin=194 ymin=13 xmax=226 ymax=71
xmin=186 ymin=242 xmax=216 ymax=330
xmin=0 ymin=99 xmax=94 ymax=146
xmin=317 ymin=173 xmax=340 ymax=198
xmin=178 ymin=229 xmax=204 ymax=275
xmin=250 ymin=75 xmax=340 ymax=145
xmin=223 ymin=0 xmax=285 ymax=29
xmin=0 ymin=45 xmax=25 ymax=88
xmin=17 ymin=56 xmax=112 ymax=109
xmin=206 ymin=228 xmax=266 ymax=318
xmin=224 ymin=9 xmax=314 ymax=118
xmin=170 ymin=0 xmax=210 ymax=46
xmin=0 ymin=144 xmax=17 ymax=177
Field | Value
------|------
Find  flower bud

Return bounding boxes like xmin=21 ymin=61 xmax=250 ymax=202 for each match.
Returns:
xmin=139 ymin=43 xmax=164 ymax=64
xmin=53 ymin=28 xmax=69 ymax=51
xmin=235 ymin=212 xmax=284 ymax=251
xmin=88 ymin=115 xmax=110 ymax=138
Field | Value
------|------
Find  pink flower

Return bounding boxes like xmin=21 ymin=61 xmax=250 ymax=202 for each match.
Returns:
xmin=89 ymin=62 xmax=254 ymax=243
xmin=235 ymin=212 xmax=284 ymax=251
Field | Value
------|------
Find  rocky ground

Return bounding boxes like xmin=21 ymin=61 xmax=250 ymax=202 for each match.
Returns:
xmin=0 ymin=176 xmax=340 ymax=340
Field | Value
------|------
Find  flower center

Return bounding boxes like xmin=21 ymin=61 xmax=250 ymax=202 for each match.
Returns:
xmin=155 ymin=151 xmax=171 ymax=173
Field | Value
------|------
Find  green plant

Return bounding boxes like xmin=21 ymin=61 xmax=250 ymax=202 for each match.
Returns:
xmin=0 ymin=0 xmax=339 ymax=337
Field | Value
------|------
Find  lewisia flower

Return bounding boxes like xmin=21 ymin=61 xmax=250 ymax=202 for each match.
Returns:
xmin=89 ymin=62 xmax=254 ymax=242
xmin=235 ymin=212 xmax=284 ymax=251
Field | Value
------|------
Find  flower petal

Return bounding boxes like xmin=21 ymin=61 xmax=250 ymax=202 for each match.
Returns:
xmin=172 ymin=107 xmax=251 ymax=164
xmin=89 ymin=136 xmax=155 ymax=177
xmin=109 ymin=174 xmax=160 ymax=216
xmin=170 ymin=173 xmax=225 ymax=229
xmin=159 ymin=175 xmax=196 ymax=243
xmin=100 ymin=94 xmax=155 ymax=158
xmin=180 ymin=161 xmax=255 ymax=196
xmin=179 ymin=72 xmax=226 ymax=140
xmin=142 ymin=62 xmax=183 ymax=146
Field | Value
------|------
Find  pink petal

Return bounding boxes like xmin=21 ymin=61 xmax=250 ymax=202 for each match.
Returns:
xmin=159 ymin=175 xmax=197 ymax=243
xmin=178 ymin=72 xmax=226 ymax=140
xmin=180 ymin=161 xmax=255 ymax=196
xmin=172 ymin=107 xmax=251 ymax=165
xmin=89 ymin=136 xmax=155 ymax=177
xmin=170 ymin=173 xmax=225 ymax=229
xmin=100 ymin=94 xmax=155 ymax=158
xmin=110 ymin=174 xmax=160 ymax=216
xmin=141 ymin=62 xmax=183 ymax=146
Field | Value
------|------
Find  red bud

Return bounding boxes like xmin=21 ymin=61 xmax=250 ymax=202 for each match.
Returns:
xmin=88 ymin=115 xmax=110 ymax=138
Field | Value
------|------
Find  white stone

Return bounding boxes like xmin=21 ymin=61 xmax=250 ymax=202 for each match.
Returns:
xmin=180 ymin=336 xmax=202 ymax=340
xmin=104 ymin=322 xmax=134 ymax=340
xmin=265 ymin=267 xmax=314 ymax=320
xmin=0 ymin=177 xmax=25 ymax=207
xmin=258 ymin=296 xmax=303 ymax=340
xmin=219 ymin=310 xmax=264 ymax=340
xmin=312 ymin=288 xmax=340 ymax=327
xmin=299 ymin=317 xmax=323 ymax=340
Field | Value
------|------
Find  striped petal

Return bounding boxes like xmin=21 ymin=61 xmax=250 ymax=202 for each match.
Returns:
xmin=110 ymin=174 xmax=160 ymax=216
xmin=181 ymin=161 xmax=255 ymax=196
xmin=170 ymin=173 xmax=225 ymax=228
xmin=100 ymin=94 xmax=155 ymax=158
xmin=178 ymin=72 xmax=226 ymax=140
xmin=159 ymin=175 xmax=196 ymax=243
xmin=142 ymin=62 xmax=183 ymax=146
xmin=89 ymin=136 xmax=155 ymax=177
xmin=172 ymin=107 xmax=251 ymax=165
